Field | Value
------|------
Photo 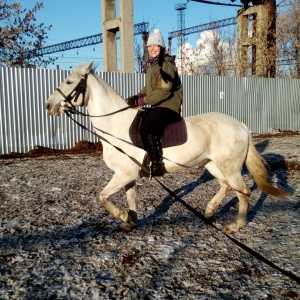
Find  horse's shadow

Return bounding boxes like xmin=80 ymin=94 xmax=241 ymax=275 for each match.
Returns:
xmin=140 ymin=170 xmax=214 ymax=227
xmin=140 ymin=139 xmax=294 ymax=226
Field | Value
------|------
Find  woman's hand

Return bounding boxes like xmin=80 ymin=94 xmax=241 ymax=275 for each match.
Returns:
xmin=126 ymin=95 xmax=139 ymax=107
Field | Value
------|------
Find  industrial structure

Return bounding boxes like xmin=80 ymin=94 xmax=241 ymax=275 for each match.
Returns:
xmin=24 ymin=0 xmax=277 ymax=77
xmin=236 ymin=0 xmax=276 ymax=77
xmin=101 ymin=0 xmax=276 ymax=77
xmin=175 ymin=3 xmax=187 ymax=59
xmin=24 ymin=22 xmax=149 ymax=59
xmin=181 ymin=0 xmax=276 ymax=77
xmin=168 ymin=17 xmax=237 ymax=50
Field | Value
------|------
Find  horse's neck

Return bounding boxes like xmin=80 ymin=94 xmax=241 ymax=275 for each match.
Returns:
xmin=87 ymin=75 xmax=125 ymax=113
xmin=87 ymin=75 xmax=135 ymax=133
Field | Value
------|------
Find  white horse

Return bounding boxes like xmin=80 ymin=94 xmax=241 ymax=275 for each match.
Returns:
xmin=46 ymin=62 xmax=287 ymax=234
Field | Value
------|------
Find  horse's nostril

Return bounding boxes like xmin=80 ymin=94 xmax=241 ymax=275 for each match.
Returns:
xmin=46 ymin=103 xmax=51 ymax=111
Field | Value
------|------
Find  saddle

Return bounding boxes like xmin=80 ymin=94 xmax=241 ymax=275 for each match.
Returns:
xmin=129 ymin=110 xmax=188 ymax=149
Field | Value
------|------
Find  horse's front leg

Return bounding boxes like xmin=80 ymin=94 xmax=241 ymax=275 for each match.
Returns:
xmin=99 ymin=172 xmax=137 ymax=230
xmin=123 ymin=181 xmax=138 ymax=231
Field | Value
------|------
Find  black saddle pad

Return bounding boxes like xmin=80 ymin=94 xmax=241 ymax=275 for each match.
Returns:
xmin=129 ymin=110 xmax=188 ymax=149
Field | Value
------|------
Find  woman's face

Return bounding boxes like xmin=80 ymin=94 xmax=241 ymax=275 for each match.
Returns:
xmin=147 ymin=44 xmax=161 ymax=58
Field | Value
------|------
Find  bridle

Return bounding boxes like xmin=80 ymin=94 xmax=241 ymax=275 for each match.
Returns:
xmin=56 ymin=74 xmax=88 ymax=109
xmin=56 ymin=73 xmax=131 ymax=117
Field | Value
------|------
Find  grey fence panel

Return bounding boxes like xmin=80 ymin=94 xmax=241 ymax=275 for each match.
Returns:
xmin=0 ymin=68 xmax=93 ymax=153
xmin=181 ymin=75 xmax=300 ymax=133
xmin=0 ymin=67 xmax=299 ymax=154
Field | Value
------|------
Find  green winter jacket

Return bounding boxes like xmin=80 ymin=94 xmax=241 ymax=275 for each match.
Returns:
xmin=140 ymin=55 xmax=182 ymax=114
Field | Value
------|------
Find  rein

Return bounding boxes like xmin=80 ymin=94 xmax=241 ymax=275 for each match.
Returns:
xmin=66 ymin=106 xmax=131 ymax=118
xmin=59 ymin=73 xmax=299 ymax=285
xmin=65 ymin=111 xmax=300 ymax=285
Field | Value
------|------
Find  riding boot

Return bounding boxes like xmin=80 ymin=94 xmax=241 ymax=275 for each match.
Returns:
xmin=144 ymin=134 xmax=165 ymax=177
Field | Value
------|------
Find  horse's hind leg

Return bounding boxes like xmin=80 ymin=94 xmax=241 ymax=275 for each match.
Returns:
xmin=205 ymin=180 xmax=231 ymax=220
xmin=223 ymin=190 xmax=250 ymax=234
xmin=205 ymin=162 xmax=250 ymax=233
xmin=100 ymin=172 xmax=137 ymax=230
xmin=223 ymin=175 xmax=251 ymax=234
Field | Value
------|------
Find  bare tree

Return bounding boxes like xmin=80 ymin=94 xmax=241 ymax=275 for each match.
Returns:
xmin=175 ymin=42 xmax=202 ymax=75
xmin=0 ymin=1 xmax=55 ymax=68
xmin=176 ymin=27 xmax=236 ymax=76
xmin=276 ymin=0 xmax=300 ymax=78
xmin=199 ymin=29 xmax=235 ymax=76
xmin=134 ymin=33 xmax=149 ymax=73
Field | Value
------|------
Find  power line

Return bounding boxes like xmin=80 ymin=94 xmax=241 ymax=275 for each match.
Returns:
xmin=187 ymin=0 xmax=242 ymax=7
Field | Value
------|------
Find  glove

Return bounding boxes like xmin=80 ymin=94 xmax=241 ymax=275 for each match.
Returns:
xmin=126 ymin=95 xmax=139 ymax=107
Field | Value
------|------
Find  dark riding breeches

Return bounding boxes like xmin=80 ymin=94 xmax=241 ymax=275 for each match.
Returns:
xmin=140 ymin=107 xmax=182 ymax=142
xmin=140 ymin=107 xmax=181 ymax=176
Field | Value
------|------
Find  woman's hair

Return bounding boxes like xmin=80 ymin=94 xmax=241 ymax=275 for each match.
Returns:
xmin=158 ymin=47 xmax=166 ymax=67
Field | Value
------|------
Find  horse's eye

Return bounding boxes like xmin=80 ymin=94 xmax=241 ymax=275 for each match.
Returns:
xmin=66 ymin=80 xmax=73 ymax=84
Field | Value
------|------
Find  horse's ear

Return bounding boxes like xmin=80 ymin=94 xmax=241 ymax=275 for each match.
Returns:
xmin=84 ymin=62 xmax=93 ymax=75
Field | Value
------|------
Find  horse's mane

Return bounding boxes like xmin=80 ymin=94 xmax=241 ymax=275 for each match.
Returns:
xmin=89 ymin=68 xmax=125 ymax=101
xmin=90 ymin=64 xmax=98 ymax=75
xmin=73 ymin=63 xmax=98 ymax=76
xmin=72 ymin=62 xmax=125 ymax=103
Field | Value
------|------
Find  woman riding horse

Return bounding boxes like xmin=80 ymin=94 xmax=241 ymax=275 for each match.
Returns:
xmin=126 ymin=29 xmax=182 ymax=177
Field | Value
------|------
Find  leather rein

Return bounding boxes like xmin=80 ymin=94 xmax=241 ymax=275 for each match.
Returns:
xmin=55 ymin=73 xmax=300 ymax=285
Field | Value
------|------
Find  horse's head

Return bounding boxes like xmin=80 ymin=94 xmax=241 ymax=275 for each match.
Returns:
xmin=46 ymin=62 xmax=93 ymax=116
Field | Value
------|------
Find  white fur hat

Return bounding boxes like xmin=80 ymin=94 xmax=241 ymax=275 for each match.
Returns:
xmin=147 ymin=29 xmax=166 ymax=48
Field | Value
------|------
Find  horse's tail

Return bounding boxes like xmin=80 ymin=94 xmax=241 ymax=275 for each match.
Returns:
xmin=245 ymin=136 xmax=288 ymax=199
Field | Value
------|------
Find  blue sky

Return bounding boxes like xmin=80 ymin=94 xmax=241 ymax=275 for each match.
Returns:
xmin=22 ymin=0 xmax=240 ymax=70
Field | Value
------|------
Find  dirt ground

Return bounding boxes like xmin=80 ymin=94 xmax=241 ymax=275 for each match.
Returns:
xmin=0 ymin=131 xmax=299 ymax=299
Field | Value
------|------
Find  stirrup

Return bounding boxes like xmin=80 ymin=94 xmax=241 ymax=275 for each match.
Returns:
xmin=150 ymin=162 xmax=165 ymax=177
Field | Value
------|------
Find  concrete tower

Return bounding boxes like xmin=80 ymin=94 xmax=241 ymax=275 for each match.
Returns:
xmin=237 ymin=0 xmax=276 ymax=77
xmin=101 ymin=0 xmax=134 ymax=72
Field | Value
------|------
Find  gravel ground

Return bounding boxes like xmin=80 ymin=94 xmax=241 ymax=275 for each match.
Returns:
xmin=0 ymin=132 xmax=299 ymax=299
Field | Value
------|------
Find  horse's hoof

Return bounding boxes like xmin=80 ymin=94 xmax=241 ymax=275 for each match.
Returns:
xmin=223 ymin=224 xmax=239 ymax=234
xmin=120 ymin=222 xmax=135 ymax=232
xmin=204 ymin=210 xmax=215 ymax=220
xmin=205 ymin=215 xmax=215 ymax=223
xmin=127 ymin=210 xmax=138 ymax=225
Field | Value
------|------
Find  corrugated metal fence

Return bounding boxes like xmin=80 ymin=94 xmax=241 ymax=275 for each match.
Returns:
xmin=1 ymin=67 xmax=299 ymax=154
